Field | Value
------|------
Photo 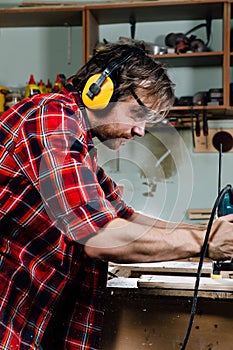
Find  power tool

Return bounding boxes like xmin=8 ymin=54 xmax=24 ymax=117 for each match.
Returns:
xmin=212 ymin=144 xmax=233 ymax=276
xmin=217 ymin=187 xmax=233 ymax=216
xmin=180 ymin=143 xmax=233 ymax=350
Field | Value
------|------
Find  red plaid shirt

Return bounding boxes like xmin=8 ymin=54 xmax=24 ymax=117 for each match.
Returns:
xmin=0 ymin=84 xmax=134 ymax=350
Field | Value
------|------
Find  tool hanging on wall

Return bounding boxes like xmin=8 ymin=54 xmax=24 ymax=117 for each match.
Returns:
xmin=190 ymin=109 xmax=196 ymax=148
xmin=129 ymin=16 xmax=136 ymax=40
xmin=202 ymin=101 xmax=208 ymax=148
xmin=190 ymin=106 xmax=210 ymax=149
xmin=202 ymin=108 xmax=208 ymax=137
xmin=64 ymin=22 xmax=72 ymax=65
xmin=195 ymin=111 xmax=200 ymax=137
xmin=190 ymin=107 xmax=201 ymax=149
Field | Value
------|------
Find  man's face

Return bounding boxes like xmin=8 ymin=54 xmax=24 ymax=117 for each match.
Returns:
xmin=89 ymin=94 xmax=152 ymax=150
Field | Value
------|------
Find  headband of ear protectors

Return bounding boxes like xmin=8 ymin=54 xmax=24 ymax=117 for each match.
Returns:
xmin=82 ymin=50 xmax=140 ymax=110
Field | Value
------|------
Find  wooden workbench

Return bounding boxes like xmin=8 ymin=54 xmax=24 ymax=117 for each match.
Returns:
xmin=101 ymin=261 xmax=233 ymax=350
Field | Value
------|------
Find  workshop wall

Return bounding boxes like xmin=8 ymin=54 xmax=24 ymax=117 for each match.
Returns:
xmin=99 ymin=19 xmax=222 ymax=100
xmin=96 ymin=20 xmax=232 ymax=223
xmin=0 ymin=13 xmax=231 ymax=223
xmin=0 ymin=17 xmax=222 ymax=95
xmin=0 ymin=26 xmax=82 ymax=88
xmin=96 ymin=123 xmax=233 ymax=224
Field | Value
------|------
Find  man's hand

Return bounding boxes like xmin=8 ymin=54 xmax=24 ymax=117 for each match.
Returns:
xmin=208 ymin=214 xmax=233 ymax=261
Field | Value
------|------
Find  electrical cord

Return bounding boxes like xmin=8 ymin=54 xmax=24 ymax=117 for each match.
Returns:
xmin=180 ymin=184 xmax=232 ymax=350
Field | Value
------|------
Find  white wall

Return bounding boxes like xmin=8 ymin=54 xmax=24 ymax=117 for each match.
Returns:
xmin=0 ymin=6 xmax=232 ymax=223
xmin=0 ymin=26 xmax=82 ymax=89
xmin=97 ymin=18 xmax=232 ymax=223
xmin=96 ymin=123 xmax=233 ymax=223
xmin=99 ymin=19 xmax=223 ymax=99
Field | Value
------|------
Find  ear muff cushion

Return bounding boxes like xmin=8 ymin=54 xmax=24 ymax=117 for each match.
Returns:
xmin=82 ymin=74 xmax=114 ymax=110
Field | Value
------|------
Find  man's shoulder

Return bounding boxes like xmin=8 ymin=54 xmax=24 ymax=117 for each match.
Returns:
xmin=31 ymin=91 xmax=78 ymax=110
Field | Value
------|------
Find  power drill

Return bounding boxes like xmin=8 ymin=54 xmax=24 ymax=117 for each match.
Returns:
xmin=216 ymin=143 xmax=233 ymax=217
xmin=212 ymin=145 xmax=233 ymax=276
xmin=217 ymin=185 xmax=233 ymax=217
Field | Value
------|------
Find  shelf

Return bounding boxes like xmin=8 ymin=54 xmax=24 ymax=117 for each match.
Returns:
xmin=85 ymin=0 xmax=230 ymax=115
xmin=86 ymin=1 xmax=224 ymax=24
xmin=170 ymin=105 xmax=228 ymax=116
xmin=0 ymin=0 xmax=232 ymax=116
xmin=154 ymin=51 xmax=224 ymax=67
xmin=0 ymin=6 xmax=84 ymax=27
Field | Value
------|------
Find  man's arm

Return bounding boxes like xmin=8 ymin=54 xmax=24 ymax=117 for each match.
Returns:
xmin=128 ymin=211 xmax=205 ymax=230
xmin=84 ymin=215 xmax=205 ymax=263
xmin=84 ymin=213 xmax=233 ymax=263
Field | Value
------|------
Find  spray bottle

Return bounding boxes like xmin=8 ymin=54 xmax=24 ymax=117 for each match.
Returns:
xmin=38 ymin=79 xmax=46 ymax=94
xmin=25 ymin=74 xmax=40 ymax=98
xmin=52 ymin=74 xmax=63 ymax=93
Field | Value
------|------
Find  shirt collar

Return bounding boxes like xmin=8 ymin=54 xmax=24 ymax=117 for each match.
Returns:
xmin=62 ymin=83 xmax=94 ymax=150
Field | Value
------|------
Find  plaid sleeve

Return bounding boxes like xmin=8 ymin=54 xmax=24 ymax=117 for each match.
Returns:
xmin=14 ymin=97 xmax=121 ymax=243
xmin=96 ymin=166 xmax=134 ymax=219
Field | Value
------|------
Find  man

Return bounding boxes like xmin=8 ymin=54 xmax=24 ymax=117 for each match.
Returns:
xmin=0 ymin=44 xmax=232 ymax=350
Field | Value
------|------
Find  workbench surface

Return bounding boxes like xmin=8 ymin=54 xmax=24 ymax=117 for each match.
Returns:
xmin=107 ymin=261 xmax=233 ymax=299
xmin=102 ymin=261 xmax=233 ymax=350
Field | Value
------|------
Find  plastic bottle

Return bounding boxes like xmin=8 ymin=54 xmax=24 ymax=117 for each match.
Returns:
xmin=52 ymin=74 xmax=63 ymax=93
xmin=5 ymin=88 xmax=22 ymax=110
xmin=46 ymin=79 xmax=53 ymax=93
xmin=25 ymin=74 xmax=40 ymax=98
xmin=38 ymin=79 xmax=46 ymax=94
xmin=0 ymin=86 xmax=9 ymax=113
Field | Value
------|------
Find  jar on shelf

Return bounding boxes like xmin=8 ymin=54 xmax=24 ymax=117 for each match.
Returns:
xmin=0 ymin=86 xmax=9 ymax=113
xmin=5 ymin=88 xmax=22 ymax=110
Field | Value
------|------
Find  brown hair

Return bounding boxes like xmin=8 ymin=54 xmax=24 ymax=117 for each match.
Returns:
xmin=71 ymin=43 xmax=175 ymax=118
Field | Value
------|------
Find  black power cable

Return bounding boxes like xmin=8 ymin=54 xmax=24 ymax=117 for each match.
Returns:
xmin=180 ymin=184 xmax=232 ymax=350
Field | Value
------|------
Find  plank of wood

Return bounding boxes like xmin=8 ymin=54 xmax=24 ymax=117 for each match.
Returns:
xmin=138 ymin=274 xmax=233 ymax=292
xmin=108 ymin=277 xmax=138 ymax=289
xmin=109 ymin=261 xmax=213 ymax=275
xmin=106 ymin=277 xmax=233 ymax=299
xmin=194 ymin=128 xmax=233 ymax=153
xmin=188 ymin=209 xmax=212 ymax=220
xmin=20 ymin=1 xmax=87 ymax=7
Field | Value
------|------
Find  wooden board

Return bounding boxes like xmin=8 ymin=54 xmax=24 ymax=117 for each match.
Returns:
xmin=107 ymin=276 xmax=233 ymax=299
xmin=109 ymin=261 xmax=213 ymax=277
xmin=138 ymin=274 xmax=233 ymax=291
xmin=194 ymin=128 xmax=233 ymax=153
xmin=188 ymin=208 xmax=212 ymax=220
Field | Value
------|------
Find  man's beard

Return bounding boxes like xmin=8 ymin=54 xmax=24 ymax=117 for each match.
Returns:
xmin=92 ymin=124 xmax=128 ymax=150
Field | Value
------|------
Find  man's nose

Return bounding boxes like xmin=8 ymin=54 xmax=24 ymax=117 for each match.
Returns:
xmin=131 ymin=123 xmax=145 ymax=137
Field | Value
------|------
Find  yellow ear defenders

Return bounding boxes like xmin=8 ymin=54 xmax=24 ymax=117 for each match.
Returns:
xmin=82 ymin=51 xmax=137 ymax=110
